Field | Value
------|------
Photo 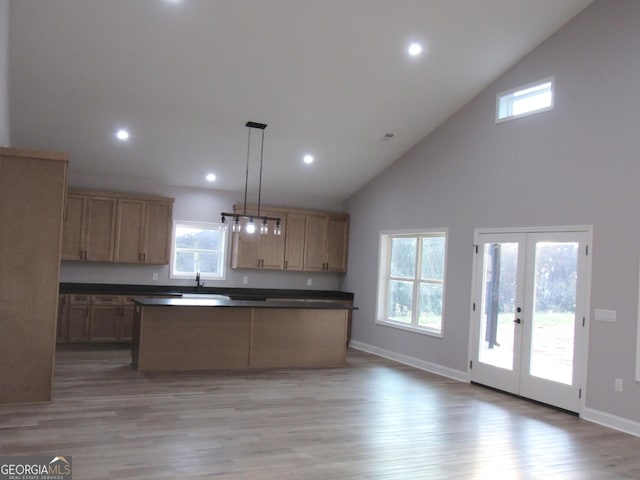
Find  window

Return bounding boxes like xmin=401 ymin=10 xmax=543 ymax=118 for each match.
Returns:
xmin=496 ymin=77 xmax=554 ymax=123
xmin=377 ymin=230 xmax=447 ymax=336
xmin=170 ymin=221 xmax=228 ymax=280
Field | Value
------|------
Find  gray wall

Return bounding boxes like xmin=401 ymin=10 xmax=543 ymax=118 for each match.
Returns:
xmin=61 ymin=171 xmax=343 ymax=291
xmin=343 ymin=0 xmax=640 ymax=423
xmin=0 ymin=0 xmax=9 ymax=146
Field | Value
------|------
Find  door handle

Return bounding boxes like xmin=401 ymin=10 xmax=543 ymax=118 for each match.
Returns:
xmin=513 ymin=318 xmax=521 ymax=324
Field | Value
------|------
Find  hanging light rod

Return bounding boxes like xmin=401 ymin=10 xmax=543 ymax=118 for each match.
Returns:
xmin=221 ymin=121 xmax=282 ymax=235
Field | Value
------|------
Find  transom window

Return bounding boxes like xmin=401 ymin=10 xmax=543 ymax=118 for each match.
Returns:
xmin=170 ymin=221 xmax=228 ymax=280
xmin=496 ymin=77 xmax=554 ymax=123
xmin=377 ymin=230 xmax=447 ymax=336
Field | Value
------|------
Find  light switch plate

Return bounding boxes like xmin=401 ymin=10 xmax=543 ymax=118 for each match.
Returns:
xmin=594 ymin=308 xmax=616 ymax=322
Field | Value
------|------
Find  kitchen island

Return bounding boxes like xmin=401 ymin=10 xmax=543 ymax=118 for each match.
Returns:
xmin=131 ymin=298 xmax=354 ymax=372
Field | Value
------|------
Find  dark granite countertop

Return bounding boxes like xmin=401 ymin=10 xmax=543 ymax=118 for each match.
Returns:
xmin=133 ymin=298 xmax=357 ymax=309
xmin=59 ymin=282 xmax=354 ymax=301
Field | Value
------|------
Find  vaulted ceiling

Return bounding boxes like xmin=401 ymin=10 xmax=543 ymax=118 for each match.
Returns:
xmin=9 ymin=0 xmax=593 ymax=207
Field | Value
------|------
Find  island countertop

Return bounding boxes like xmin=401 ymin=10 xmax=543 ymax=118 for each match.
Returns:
xmin=132 ymin=297 xmax=358 ymax=310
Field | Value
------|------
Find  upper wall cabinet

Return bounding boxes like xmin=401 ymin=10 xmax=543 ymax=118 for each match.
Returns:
xmin=114 ymin=198 xmax=173 ymax=264
xmin=230 ymin=205 xmax=349 ymax=273
xmin=303 ymin=214 xmax=349 ymax=273
xmin=62 ymin=190 xmax=174 ymax=265
xmin=61 ymin=193 xmax=117 ymax=262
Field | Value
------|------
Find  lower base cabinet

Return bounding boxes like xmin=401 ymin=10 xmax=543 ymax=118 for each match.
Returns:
xmin=67 ymin=295 xmax=90 ymax=342
xmin=57 ymin=294 xmax=135 ymax=343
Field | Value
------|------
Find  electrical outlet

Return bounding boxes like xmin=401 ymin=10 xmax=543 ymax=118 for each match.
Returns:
xmin=152 ymin=272 xmax=159 ymax=281
xmin=615 ymin=378 xmax=623 ymax=392
xmin=242 ymin=276 xmax=248 ymax=285
xmin=307 ymin=278 xmax=313 ymax=286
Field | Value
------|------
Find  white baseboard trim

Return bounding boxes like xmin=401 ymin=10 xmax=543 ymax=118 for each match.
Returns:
xmin=582 ymin=407 xmax=640 ymax=437
xmin=349 ymin=340 xmax=468 ymax=383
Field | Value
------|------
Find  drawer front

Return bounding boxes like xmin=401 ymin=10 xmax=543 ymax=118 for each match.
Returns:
xmin=69 ymin=294 xmax=90 ymax=304
xmin=90 ymin=295 xmax=121 ymax=306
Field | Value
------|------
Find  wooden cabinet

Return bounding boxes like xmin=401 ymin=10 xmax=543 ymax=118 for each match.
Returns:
xmin=303 ymin=215 xmax=349 ymax=272
xmin=63 ymin=190 xmax=173 ymax=264
xmin=119 ymin=297 xmax=135 ymax=341
xmin=61 ymin=193 xmax=117 ymax=261
xmin=89 ymin=295 xmax=120 ymax=342
xmin=114 ymin=198 xmax=173 ymax=264
xmin=0 ymin=148 xmax=68 ymax=405
xmin=231 ymin=208 xmax=286 ymax=269
xmin=58 ymin=295 xmax=149 ymax=343
xmin=230 ymin=205 xmax=349 ymax=273
xmin=57 ymin=294 xmax=68 ymax=343
xmin=284 ymin=213 xmax=305 ymax=271
xmin=67 ymin=294 xmax=90 ymax=342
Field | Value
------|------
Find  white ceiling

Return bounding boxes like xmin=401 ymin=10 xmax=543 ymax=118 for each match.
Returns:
xmin=9 ymin=0 xmax=593 ymax=208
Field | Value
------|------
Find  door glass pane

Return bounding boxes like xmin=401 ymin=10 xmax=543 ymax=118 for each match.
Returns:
xmin=387 ymin=280 xmax=413 ymax=323
xmin=478 ymin=243 xmax=518 ymax=370
xmin=530 ymin=242 xmax=578 ymax=385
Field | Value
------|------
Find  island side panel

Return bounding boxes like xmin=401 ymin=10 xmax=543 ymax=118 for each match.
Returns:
xmin=135 ymin=306 xmax=251 ymax=371
xmin=249 ymin=308 xmax=347 ymax=368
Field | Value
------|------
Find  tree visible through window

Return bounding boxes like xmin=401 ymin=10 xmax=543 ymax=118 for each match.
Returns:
xmin=171 ymin=221 xmax=227 ymax=280
xmin=379 ymin=231 xmax=447 ymax=335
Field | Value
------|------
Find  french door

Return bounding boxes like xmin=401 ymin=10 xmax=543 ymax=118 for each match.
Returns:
xmin=469 ymin=229 xmax=591 ymax=412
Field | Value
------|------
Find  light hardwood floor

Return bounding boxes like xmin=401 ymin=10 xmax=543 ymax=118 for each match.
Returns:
xmin=1 ymin=346 xmax=639 ymax=479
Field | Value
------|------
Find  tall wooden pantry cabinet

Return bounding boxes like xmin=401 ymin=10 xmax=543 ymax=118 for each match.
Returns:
xmin=0 ymin=148 xmax=68 ymax=404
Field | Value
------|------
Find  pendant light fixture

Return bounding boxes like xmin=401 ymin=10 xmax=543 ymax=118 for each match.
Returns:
xmin=220 ymin=122 xmax=282 ymax=235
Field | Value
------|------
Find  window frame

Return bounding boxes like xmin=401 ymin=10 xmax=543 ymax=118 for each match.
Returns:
xmin=376 ymin=229 xmax=448 ymax=337
xmin=170 ymin=220 xmax=229 ymax=281
xmin=495 ymin=76 xmax=555 ymax=124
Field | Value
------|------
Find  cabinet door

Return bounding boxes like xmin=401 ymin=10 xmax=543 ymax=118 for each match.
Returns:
xmin=114 ymin=199 xmax=145 ymax=263
xmin=260 ymin=210 xmax=286 ymax=270
xmin=89 ymin=296 xmax=119 ymax=341
xmin=61 ymin=194 xmax=86 ymax=260
xmin=143 ymin=202 xmax=173 ymax=264
xmin=67 ymin=295 xmax=90 ymax=342
xmin=284 ymin=213 xmax=305 ymax=271
xmin=119 ymin=305 xmax=135 ymax=342
xmin=85 ymin=196 xmax=117 ymax=262
xmin=303 ymin=214 xmax=328 ymax=271
xmin=231 ymin=215 xmax=262 ymax=268
xmin=326 ymin=217 xmax=349 ymax=272
xmin=56 ymin=294 xmax=68 ymax=343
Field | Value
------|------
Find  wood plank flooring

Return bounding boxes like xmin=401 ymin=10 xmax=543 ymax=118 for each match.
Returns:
xmin=1 ymin=346 xmax=639 ymax=479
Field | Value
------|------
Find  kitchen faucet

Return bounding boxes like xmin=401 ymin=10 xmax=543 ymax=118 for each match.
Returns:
xmin=195 ymin=271 xmax=204 ymax=292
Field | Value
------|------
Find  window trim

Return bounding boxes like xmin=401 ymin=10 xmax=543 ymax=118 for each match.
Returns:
xmin=495 ymin=76 xmax=555 ymax=124
xmin=376 ymin=228 xmax=448 ymax=338
xmin=170 ymin=220 xmax=229 ymax=281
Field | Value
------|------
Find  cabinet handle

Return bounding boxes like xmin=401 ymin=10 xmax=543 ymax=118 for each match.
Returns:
xmin=143 ymin=252 xmax=146 ymax=262
xmin=284 ymin=260 xmax=288 ymax=270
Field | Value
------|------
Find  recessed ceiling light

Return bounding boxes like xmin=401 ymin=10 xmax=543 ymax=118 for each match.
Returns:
xmin=116 ymin=129 xmax=130 ymax=141
xmin=303 ymin=155 xmax=314 ymax=164
xmin=408 ymin=43 xmax=423 ymax=56
xmin=206 ymin=173 xmax=216 ymax=182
